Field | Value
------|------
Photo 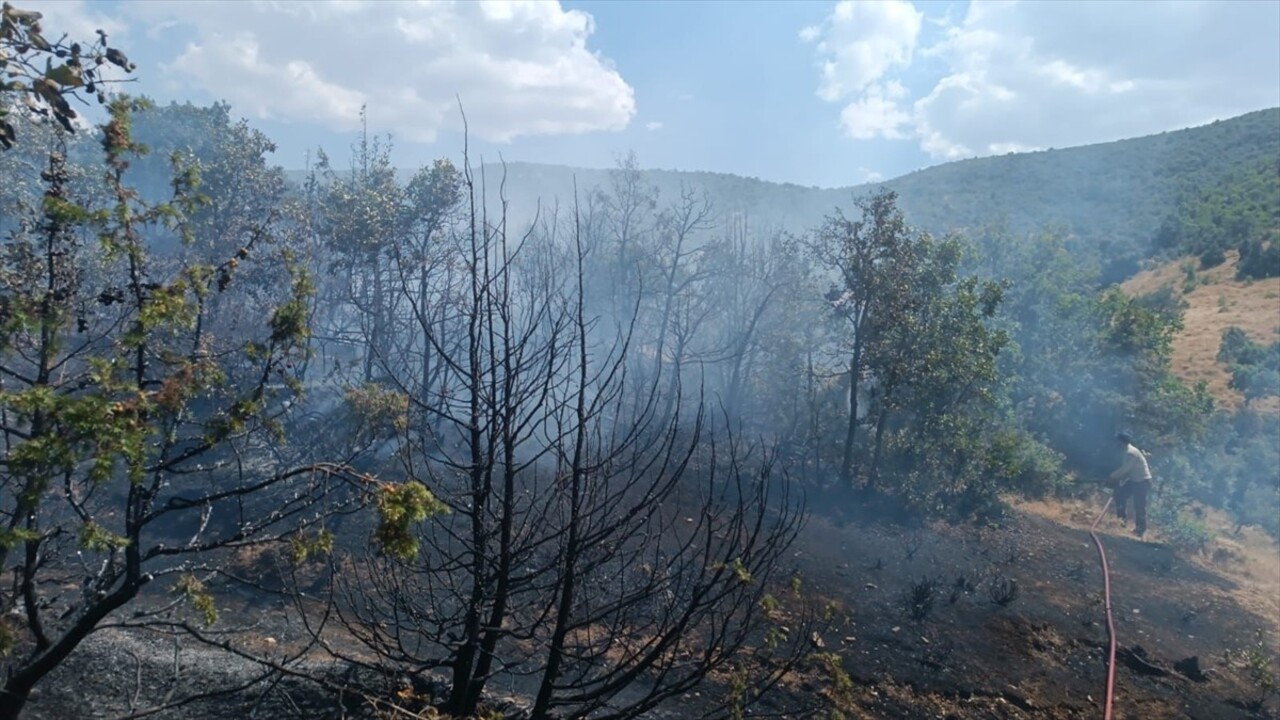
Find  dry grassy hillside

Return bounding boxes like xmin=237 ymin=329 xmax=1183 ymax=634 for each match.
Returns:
xmin=1123 ymin=251 xmax=1280 ymax=413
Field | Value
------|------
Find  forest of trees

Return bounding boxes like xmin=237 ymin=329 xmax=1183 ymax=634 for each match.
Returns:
xmin=1155 ymin=157 xmax=1280 ymax=278
xmin=1 ymin=9 xmax=1278 ymax=719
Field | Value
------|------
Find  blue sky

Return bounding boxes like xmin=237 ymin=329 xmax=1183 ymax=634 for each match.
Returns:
xmin=28 ymin=0 xmax=1280 ymax=188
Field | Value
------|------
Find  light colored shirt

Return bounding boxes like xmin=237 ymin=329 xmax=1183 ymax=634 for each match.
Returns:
xmin=1110 ymin=443 xmax=1152 ymax=484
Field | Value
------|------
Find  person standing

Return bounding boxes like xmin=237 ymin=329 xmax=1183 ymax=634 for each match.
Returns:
xmin=1110 ymin=432 xmax=1153 ymax=537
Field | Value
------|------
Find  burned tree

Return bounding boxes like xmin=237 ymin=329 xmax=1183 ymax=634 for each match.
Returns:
xmin=527 ymin=203 xmax=807 ymax=720
xmin=318 ymin=152 xmax=582 ymax=716
xmin=310 ymin=157 xmax=810 ymax=718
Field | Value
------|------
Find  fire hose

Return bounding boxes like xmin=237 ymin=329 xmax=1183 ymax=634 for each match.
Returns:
xmin=1088 ymin=495 xmax=1118 ymax=720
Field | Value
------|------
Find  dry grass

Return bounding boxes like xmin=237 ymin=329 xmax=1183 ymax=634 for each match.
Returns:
xmin=1123 ymin=251 xmax=1280 ymax=413
xmin=1197 ymin=515 xmax=1280 ymax=638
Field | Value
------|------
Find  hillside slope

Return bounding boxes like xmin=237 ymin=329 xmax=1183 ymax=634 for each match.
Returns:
xmin=22 ymin=496 xmax=1280 ymax=719
xmin=458 ymin=109 xmax=1279 ymax=258
xmin=1123 ymin=251 xmax=1280 ymax=412
xmin=789 ymin=497 xmax=1280 ymax=719
xmin=279 ymin=109 xmax=1278 ymax=282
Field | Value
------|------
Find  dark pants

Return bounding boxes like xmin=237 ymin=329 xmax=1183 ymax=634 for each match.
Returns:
xmin=1115 ymin=480 xmax=1151 ymax=535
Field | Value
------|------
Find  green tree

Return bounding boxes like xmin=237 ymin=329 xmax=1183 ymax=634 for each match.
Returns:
xmin=1237 ymin=235 xmax=1280 ymax=280
xmin=311 ymin=113 xmax=404 ymax=383
xmin=1219 ymin=327 xmax=1280 ymax=406
xmin=129 ymin=102 xmax=289 ymax=253
xmin=0 ymin=100 xmax=374 ymax=719
xmin=863 ymin=236 xmax=1009 ymax=508
xmin=1155 ymin=156 xmax=1280 ymax=278
xmin=811 ymin=188 xmax=918 ymax=489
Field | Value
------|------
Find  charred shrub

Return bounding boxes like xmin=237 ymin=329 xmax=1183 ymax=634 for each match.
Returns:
xmin=987 ymin=575 xmax=1020 ymax=607
xmin=907 ymin=576 xmax=941 ymax=620
xmin=949 ymin=574 xmax=976 ymax=605
xmin=903 ymin=534 xmax=924 ymax=561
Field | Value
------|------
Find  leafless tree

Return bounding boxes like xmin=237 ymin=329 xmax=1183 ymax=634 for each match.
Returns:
xmin=300 ymin=150 xmax=811 ymax=718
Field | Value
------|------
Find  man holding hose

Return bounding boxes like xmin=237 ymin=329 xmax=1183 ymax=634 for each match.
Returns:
xmin=1110 ymin=432 xmax=1153 ymax=537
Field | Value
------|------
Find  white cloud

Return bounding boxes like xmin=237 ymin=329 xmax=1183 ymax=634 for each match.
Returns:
xmin=805 ymin=0 xmax=923 ymax=103
xmin=124 ymin=0 xmax=636 ymax=143
xmin=856 ymin=167 xmax=884 ymax=183
xmin=839 ymin=80 xmax=910 ymax=139
xmin=22 ymin=0 xmax=129 ymax=44
xmin=809 ymin=0 xmax=1280 ymax=160
xmin=166 ymin=32 xmax=366 ymax=127
xmin=645 ymin=121 xmax=664 ymax=131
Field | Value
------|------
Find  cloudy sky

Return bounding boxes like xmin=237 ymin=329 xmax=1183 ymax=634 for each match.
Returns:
xmin=28 ymin=0 xmax=1280 ymax=187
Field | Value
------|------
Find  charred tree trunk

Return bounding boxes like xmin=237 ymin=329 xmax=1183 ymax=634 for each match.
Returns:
xmin=841 ymin=337 xmax=863 ymax=489
xmin=868 ymin=405 xmax=891 ymax=493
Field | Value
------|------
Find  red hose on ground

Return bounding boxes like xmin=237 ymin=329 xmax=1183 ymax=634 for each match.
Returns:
xmin=1088 ymin=496 xmax=1118 ymax=720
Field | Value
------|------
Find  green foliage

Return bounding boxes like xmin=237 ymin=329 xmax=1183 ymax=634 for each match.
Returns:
xmin=948 ymin=219 xmax=1259 ymax=534
xmin=0 ymin=526 xmax=38 ymax=551
xmin=1162 ymin=409 xmax=1280 ymax=536
xmin=813 ymin=190 xmax=1010 ymax=508
xmin=1237 ymin=236 xmax=1280 ymax=280
xmin=0 ymin=618 xmax=15 ymax=657
xmin=725 ymin=663 xmax=749 ymax=720
xmin=374 ymin=480 xmax=448 ymax=559
xmin=1239 ymin=633 xmax=1279 ymax=706
xmin=997 ymin=235 xmax=1209 ymax=477
xmin=344 ymin=383 xmax=410 ymax=443
xmin=290 ymin=529 xmax=336 ymax=564
xmin=1099 ymin=287 xmax=1182 ymax=358
xmin=1220 ymin=327 xmax=1264 ymax=365
xmin=1156 ymin=157 xmax=1280 ymax=278
xmin=129 ymin=101 xmax=283 ymax=210
xmin=1149 ymin=488 xmax=1214 ymax=553
xmin=1199 ymin=245 xmax=1227 ymax=269
xmin=981 ymin=428 xmax=1066 ymax=499
xmin=0 ymin=96 xmax=365 ymax=713
xmin=79 ymin=521 xmax=130 ymax=552
xmin=313 ymin=123 xmax=403 ymax=265
xmin=812 ymin=651 xmax=856 ymax=718
xmin=173 ymin=575 xmax=218 ymax=626
xmin=270 ymin=270 xmax=313 ymax=343
xmin=1163 ymin=513 xmax=1213 ymax=554
xmin=404 ymin=157 xmax=464 ymax=229
xmin=1218 ymin=327 xmax=1280 ymax=404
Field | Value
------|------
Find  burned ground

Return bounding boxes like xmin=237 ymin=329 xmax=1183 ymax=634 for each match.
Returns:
xmin=788 ymin=498 xmax=1279 ymax=719
xmin=21 ymin=491 xmax=1279 ymax=720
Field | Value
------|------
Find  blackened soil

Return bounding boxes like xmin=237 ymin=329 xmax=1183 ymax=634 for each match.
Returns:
xmin=21 ymin=495 xmax=1280 ymax=719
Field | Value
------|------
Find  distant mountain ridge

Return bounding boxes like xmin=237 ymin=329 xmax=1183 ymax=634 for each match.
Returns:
xmin=480 ymin=110 xmax=1277 ymax=265
xmin=291 ymin=108 xmax=1280 ymax=271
